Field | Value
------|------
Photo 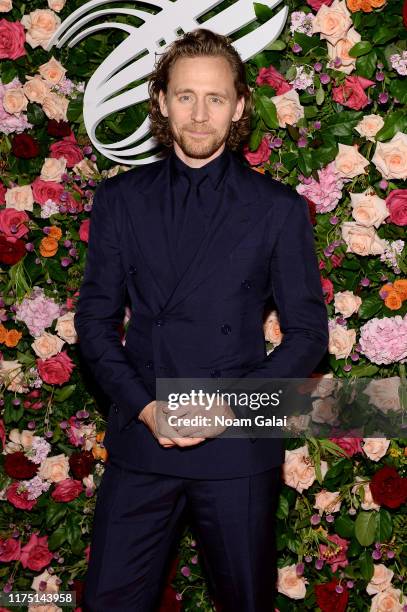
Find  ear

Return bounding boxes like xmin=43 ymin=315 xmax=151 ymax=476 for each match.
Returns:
xmin=158 ymin=90 xmax=168 ymax=117
xmin=232 ymin=95 xmax=245 ymax=122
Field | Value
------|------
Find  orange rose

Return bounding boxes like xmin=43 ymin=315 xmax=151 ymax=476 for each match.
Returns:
xmin=39 ymin=236 xmax=58 ymax=257
xmin=92 ymin=432 xmax=108 ymax=461
xmin=5 ymin=329 xmax=22 ymax=347
xmin=346 ymin=0 xmax=361 ymax=10
xmin=0 ymin=324 xmax=7 ymax=343
xmin=393 ymin=279 xmax=407 ymax=300
xmin=384 ymin=290 xmax=403 ymax=310
xmin=48 ymin=226 xmax=62 ymax=241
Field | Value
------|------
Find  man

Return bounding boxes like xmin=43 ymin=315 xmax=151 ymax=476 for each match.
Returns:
xmin=75 ymin=28 xmax=328 ymax=612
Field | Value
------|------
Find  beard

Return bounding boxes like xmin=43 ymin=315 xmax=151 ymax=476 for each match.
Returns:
xmin=169 ymin=121 xmax=231 ymax=159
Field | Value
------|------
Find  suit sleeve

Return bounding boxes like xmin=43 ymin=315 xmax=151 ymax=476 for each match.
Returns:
xmin=240 ymin=191 xmax=328 ymax=380
xmin=74 ymin=179 xmax=154 ymax=432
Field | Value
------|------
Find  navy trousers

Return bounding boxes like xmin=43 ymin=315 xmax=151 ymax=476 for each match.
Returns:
xmin=82 ymin=459 xmax=282 ymax=612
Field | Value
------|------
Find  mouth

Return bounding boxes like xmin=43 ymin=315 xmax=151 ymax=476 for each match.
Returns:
xmin=187 ymin=130 xmax=212 ymax=137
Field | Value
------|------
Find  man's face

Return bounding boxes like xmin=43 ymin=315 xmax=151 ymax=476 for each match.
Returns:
xmin=158 ymin=55 xmax=245 ymax=165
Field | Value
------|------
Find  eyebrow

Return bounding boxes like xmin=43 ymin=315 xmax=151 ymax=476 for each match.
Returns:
xmin=174 ymin=88 xmax=228 ymax=98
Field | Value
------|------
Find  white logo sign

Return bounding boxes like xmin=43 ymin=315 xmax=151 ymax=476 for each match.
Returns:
xmin=47 ymin=0 xmax=288 ymax=165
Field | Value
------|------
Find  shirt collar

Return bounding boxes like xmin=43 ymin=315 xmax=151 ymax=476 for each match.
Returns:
xmin=170 ymin=146 xmax=231 ymax=191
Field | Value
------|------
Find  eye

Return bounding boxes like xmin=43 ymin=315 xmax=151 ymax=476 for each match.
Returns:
xmin=210 ymin=97 xmax=223 ymax=104
xmin=179 ymin=95 xmax=191 ymax=101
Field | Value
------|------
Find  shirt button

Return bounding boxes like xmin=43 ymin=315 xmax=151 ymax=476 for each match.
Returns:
xmin=145 ymin=361 xmax=153 ymax=369
xmin=221 ymin=324 xmax=232 ymax=335
xmin=241 ymin=279 xmax=252 ymax=289
xmin=155 ymin=318 xmax=165 ymax=326
xmin=210 ymin=369 xmax=221 ymax=378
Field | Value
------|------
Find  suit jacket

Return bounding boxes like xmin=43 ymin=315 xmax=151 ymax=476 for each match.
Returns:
xmin=74 ymin=149 xmax=329 ymax=479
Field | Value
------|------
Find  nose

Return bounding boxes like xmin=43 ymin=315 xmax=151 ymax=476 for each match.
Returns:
xmin=191 ymin=97 xmax=209 ymax=123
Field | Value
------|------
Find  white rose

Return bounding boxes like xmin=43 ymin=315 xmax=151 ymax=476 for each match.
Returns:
xmin=38 ymin=454 xmax=70 ymax=482
xmin=38 ymin=56 xmax=66 ymax=84
xmin=372 ymin=131 xmax=407 ymax=180
xmin=334 ymin=291 xmax=362 ymax=318
xmin=328 ymin=322 xmax=356 ymax=359
xmin=31 ymin=332 xmax=64 ymax=359
xmin=277 ymin=564 xmax=308 ymax=599
xmin=370 ymin=587 xmax=406 ymax=612
xmin=312 ymin=0 xmax=352 ymax=45
xmin=40 ymin=157 xmax=66 ymax=183
xmin=367 ymin=564 xmax=394 ymax=596
xmin=355 ymin=114 xmax=385 ymax=142
xmin=31 ymin=569 xmax=60 ymax=593
xmin=271 ymin=89 xmax=305 ymax=128
xmin=5 ymin=184 xmax=34 ymax=212
xmin=341 ymin=222 xmax=386 ymax=256
xmin=334 ymin=143 xmax=369 ymax=178
xmin=55 ymin=312 xmax=77 ymax=344
xmin=350 ymin=189 xmax=389 ymax=228
xmin=21 ymin=9 xmax=61 ymax=50
xmin=314 ymin=489 xmax=342 ymax=514
xmin=327 ymin=27 xmax=361 ymax=74
xmin=283 ymin=445 xmax=328 ymax=493
xmin=362 ymin=438 xmax=390 ymax=461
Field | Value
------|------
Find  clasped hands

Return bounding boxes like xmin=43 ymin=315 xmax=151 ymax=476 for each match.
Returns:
xmin=138 ymin=396 xmax=236 ymax=448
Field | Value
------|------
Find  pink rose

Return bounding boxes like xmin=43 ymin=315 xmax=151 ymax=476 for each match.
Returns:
xmin=321 ymin=277 xmax=334 ymax=304
xmin=0 ymin=19 xmax=26 ymax=60
xmin=79 ymin=218 xmax=90 ymax=242
xmin=0 ymin=208 xmax=29 ymax=239
xmin=329 ymin=436 xmax=363 ymax=457
xmin=256 ymin=65 xmax=291 ymax=95
xmin=307 ymin=0 xmax=333 ymax=11
xmin=50 ymin=133 xmax=84 ymax=168
xmin=20 ymin=533 xmax=53 ymax=571
xmin=31 ymin=177 xmax=64 ymax=205
xmin=37 ymin=350 xmax=75 ymax=385
xmin=243 ymin=137 xmax=270 ymax=166
xmin=319 ymin=534 xmax=349 ymax=572
xmin=0 ymin=537 xmax=21 ymax=561
xmin=52 ymin=478 xmax=83 ymax=502
xmin=84 ymin=544 xmax=91 ymax=562
xmin=332 ymin=76 xmax=375 ymax=110
xmin=386 ymin=189 xmax=407 ymax=226
xmin=6 ymin=481 xmax=37 ymax=510
xmin=0 ymin=182 xmax=6 ymax=205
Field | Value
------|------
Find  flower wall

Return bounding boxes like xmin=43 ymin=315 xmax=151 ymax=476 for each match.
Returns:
xmin=0 ymin=0 xmax=406 ymax=610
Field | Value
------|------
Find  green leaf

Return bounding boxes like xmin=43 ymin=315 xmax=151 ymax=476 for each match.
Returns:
xmin=376 ymin=110 xmax=407 ymax=142
xmin=358 ymin=295 xmax=383 ymax=319
xmin=67 ymin=97 xmax=84 ymax=123
xmin=253 ymin=2 xmax=273 ymax=22
xmin=390 ymin=79 xmax=407 ymax=105
xmin=375 ymin=509 xmax=393 ymax=542
xmin=0 ymin=61 xmax=18 ymax=84
xmin=316 ymin=86 xmax=325 ymax=106
xmin=276 ymin=495 xmax=289 ymax=519
xmin=46 ymin=502 xmax=68 ymax=529
xmin=54 ymin=384 xmax=76 ymax=403
xmin=265 ymin=39 xmax=286 ymax=51
xmin=48 ymin=525 xmax=66 ymax=550
xmin=249 ymin=123 xmax=264 ymax=151
xmin=355 ymin=51 xmax=377 ymax=80
xmin=320 ymin=111 xmax=364 ymax=138
xmin=359 ymin=549 xmax=374 ymax=581
xmin=355 ymin=511 xmax=377 ymax=546
xmin=373 ymin=27 xmax=398 ymax=45
xmin=349 ymin=364 xmax=379 ymax=377
xmin=255 ymin=94 xmax=279 ymax=129
xmin=348 ymin=41 xmax=372 ymax=58
xmin=66 ymin=513 xmax=82 ymax=547
xmin=335 ymin=515 xmax=355 ymax=538
xmin=27 ymin=103 xmax=46 ymax=126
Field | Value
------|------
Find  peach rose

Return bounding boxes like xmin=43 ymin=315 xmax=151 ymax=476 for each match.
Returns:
xmin=38 ymin=454 xmax=70 ymax=482
xmin=23 ymin=76 xmax=50 ymax=104
xmin=372 ymin=132 xmax=407 ymax=180
xmin=351 ymin=477 xmax=380 ymax=510
xmin=364 ymin=377 xmax=401 ymax=414
xmin=277 ymin=565 xmax=308 ymax=599
xmin=263 ymin=310 xmax=283 ymax=344
xmin=28 ymin=605 xmax=62 ymax=612
xmin=271 ymin=89 xmax=304 ymax=128
xmin=327 ymin=27 xmax=361 ymax=74
xmin=334 ymin=290 xmax=362 ymax=318
xmin=370 ymin=587 xmax=406 ymax=612
xmin=31 ymin=332 xmax=64 ymax=359
xmin=21 ymin=9 xmax=61 ymax=50
xmin=0 ymin=0 xmax=12 ymax=12
xmin=31 ymin=569 xmax=60 ymax=593
xmin=311 ymin=397 xmax=339 ymax=425
xmin=55 ymin=312 xmax=77 ymax=344
xmin=355 ymin=114 xmax=385 ymax=142
xmin=328 ymin=322 xmax=356 ymax=359
xmin=8 ymin=428 xmax=35 ymax=450
xmin=350 ymin=189 xmax=389 ymax=228
xmin=72 ymin=159 xmax=99 ymax=179
xmin=314 ymin=489 xmax=342 ymax=514
xmin=38 ymin=56 xmax=66 ymax=84
xmin=102 ymin=165 xmax=130 ymax=178
xmin=5 ymin=184 xmax=34 ymax=212
xmin=285 ymin=414 xmax=311 ymax=433
xmin=47 ymin=0 xmax=66 ymax=12
xmin=283 ymin=445 xmax=328 ymax=493
xmin=310 ymin=372 xmax=339 ymax=399
xmin=334 ymin=143 xmax=369 ymax=178
xmin=362 ymin=438 xmax=390 ymax=461
xmin=42 ymin=92 xmax=69 ymax=122
xmin=40 ymin=157 xmax=66 ymax=183
xmin=3 ymin=87 xmax=28 ymax=114
xmin=0 ymin=359 xmax=28 ymax=393
xmin=341 ymin=222 xmax=386 ymax=255
xmin=312 ymin=0 xmax=352 ymax=45
xmin=367 ymin=564 xmax=394 ymax=596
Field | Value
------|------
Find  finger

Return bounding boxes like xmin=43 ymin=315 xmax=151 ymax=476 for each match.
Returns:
xmin=172 ymin=437 xmax=206 ymax=447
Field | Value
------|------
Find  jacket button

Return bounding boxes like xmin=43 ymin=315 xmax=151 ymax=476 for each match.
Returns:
xmin=210 ymin=369 xmax=221 ymax=377
xmin=155 ymin=318 xmax=164 ymax=326
xmin=129 ymin=266 xmax=137 ymax=275
xmin=241 ymin=279 xmax=252 ymax=289
xmin=145 ymin=361 xmax=153 ymax=369
xmin=221 ymin=324 xmax=231 ymax=335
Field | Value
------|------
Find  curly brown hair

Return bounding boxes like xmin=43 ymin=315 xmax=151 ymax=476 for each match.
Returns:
xmin=148 ymin=28 xmax=253 ymax=151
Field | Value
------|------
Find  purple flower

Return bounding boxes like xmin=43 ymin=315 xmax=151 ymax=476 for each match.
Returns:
xmin=378 ymin=92 xmax=389 ymax=104
xmin=379 ymin=179 xmax=388 ymax=190
xmin=360 ymin=278 xmax=370 ymax=287
xmin=375 ymin=72 xmax=385 ymax=82
xmin=314 ymin=120 xmax=321 ymax=129
xmin=343 ymin=364 xmax=352 ymax=372
xmin=372 ymin=549 xmax=382 ymax=560
xmin=180 ymin=566 xmax=191 ymax=577
xmin=314 ymin=62 xmax=323 ymax=72
xmin=315 ymin=558 xmax=324 ymax=570
xmin=311 ymin=514 xmax=321 ymax=525
xmin=298 ymin=137 xmax=307 ymax=148
xmin=292 ymin=43 xmax=302 ymax=53
xmin=320 ymin=73 xmax=330 ymax=85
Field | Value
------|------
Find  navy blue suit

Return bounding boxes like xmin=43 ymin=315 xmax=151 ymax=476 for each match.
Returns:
xmin=75 ymin=146 xmax=328 ymax=611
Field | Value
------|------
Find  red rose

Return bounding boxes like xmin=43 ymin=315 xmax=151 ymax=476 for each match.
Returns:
xmin=315 ymin=579 xmax=349 ymax=612
xmin=319 ymin=534 xmax=349 ymax=572
xmin=329 ymin=436 xmax=363 ymax=457
xmin=370 ymin=465 xmax=407 ymax=509
xmin=51 ymin=478 xmax=83 ymax=502
xmin=0 ymin=418 xmax=5 ymax=449
xmin=0 ymin=19 xmax=26 ymax=61
xmin=243 ymin=137 xmax=270 ymax=166
xmin=72 ymin=579 xmax=85 ymax=607
xmin=4 ymin=451 xmax=38 ymax=479
xmin=0 ymin=182 xmax=6 ymax=205
xmin=69 ymin=450 xmax=94 ymax=480
xmin=11 ymin=134 xmax=40 ymax=159
xmin=79 ymin=218 xmax=90 ymax=242
xmin=332 ymin=76 xmax=375 ymax=111
xmin=47 ymin=120 xmax=72 ymax=138
xmin=0 ymin=208 xmax=30 ymax=239
xmin=0 ymin=236 xmax=26 ymax=265
xmin=31 ymin=177 xmax=64 ymax=206
xmin=256 ymin=65 xmax=291 ymax=96
xmin=20 ymin=533 xmax=53 ymax=571
xmin=37 ymin=350 xmax=75 ymax=385
xmin=321 ymin=276 xmax=334 ymax=304
xmin=50 ymin=133 xmax=84 ymax=168
xmin=303 ymin=196 xmax=317 ymax=225
xmin=307 ymin=0 xmax=333 ymax=9
xmin=386 ymin=189 xmax=407 ymax=226
xmin=6 ymin=481 xmax=37 ymax=510
xmin=0 ymin=537 xmax=21 ymax=562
